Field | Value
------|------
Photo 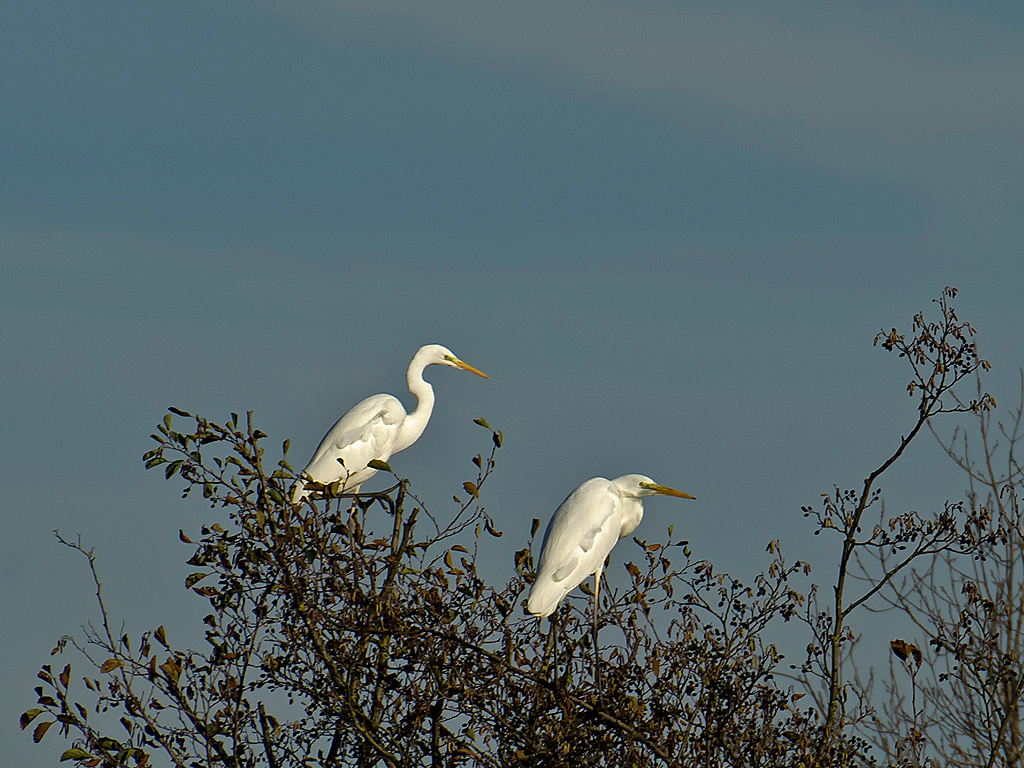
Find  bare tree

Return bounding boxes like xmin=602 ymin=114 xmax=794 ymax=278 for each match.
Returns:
xmin=794 ymin=288 xmax=997 ymax=765
xmin=864 ymin=370 xmax=1024 ymax=768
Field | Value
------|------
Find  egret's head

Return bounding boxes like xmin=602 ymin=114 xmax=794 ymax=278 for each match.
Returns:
xmin=418 ymin=344 xmax=489 ymax=378
xmin=614 ymin=474 xmax=695 ymax=500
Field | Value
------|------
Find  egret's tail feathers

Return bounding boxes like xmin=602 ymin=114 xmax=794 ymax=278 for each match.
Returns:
xmin=526 ymin=583 xmax=567 ymax=618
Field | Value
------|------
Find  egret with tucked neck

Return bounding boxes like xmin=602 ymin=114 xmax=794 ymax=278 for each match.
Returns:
xmin=527 ymin=474 xmax=694 ymax=676
xmin=292 ymin=344 xmax=488 ymax=502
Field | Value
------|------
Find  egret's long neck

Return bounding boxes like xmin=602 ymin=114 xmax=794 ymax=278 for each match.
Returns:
xmin=618 ymin=497 xmax=645 ymax=539
xmin=395 ymin=355 xmax=435 ymax=453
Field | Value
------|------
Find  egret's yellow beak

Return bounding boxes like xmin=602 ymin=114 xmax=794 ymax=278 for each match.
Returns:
xmin=643 ymin=483 xmax=696 ymax=500
xmin=453 ymin=358 xmax=489 ymax=379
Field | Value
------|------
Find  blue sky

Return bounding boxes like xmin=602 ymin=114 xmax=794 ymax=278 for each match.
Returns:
xmin=4 ymin=1 xmax=1024 ymax=762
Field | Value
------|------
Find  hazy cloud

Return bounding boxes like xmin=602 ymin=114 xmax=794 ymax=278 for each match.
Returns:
xmin=265 ymin=1 xmax=1024 ymax=241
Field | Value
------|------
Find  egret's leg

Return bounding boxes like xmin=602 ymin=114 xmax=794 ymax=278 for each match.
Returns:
xmin=592 ymin=570 xmax=602 ymax=694
xmin=543 ymin=614 xmax=558 ymax=680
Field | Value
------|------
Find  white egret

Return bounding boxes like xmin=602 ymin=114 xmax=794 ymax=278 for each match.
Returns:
xmin=292 ymin=344 xmax=488 ymax=502
xmin=527 ymin=475 xmax=695 ymax=620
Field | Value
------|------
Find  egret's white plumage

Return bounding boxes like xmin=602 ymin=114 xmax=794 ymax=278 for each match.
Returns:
xmin=292 ymin=344 xmax=488 ymax=502
xmin=527 ymin=474 xmax=694 ymax=618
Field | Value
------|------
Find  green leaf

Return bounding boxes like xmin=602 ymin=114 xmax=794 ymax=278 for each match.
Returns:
xmin=492 ymin=430 xmax=503 ymax=448
xmin=185 ymin=572 xmax=209 ymax=589
xmin=155 ymin=625 xmax=169 ymax=649
xmin=123 ymin=747 xmax=145 ymax=763
xmin=163 ymin=414 xmax=173 ymax=430
xmin=368 ymin=459 xmax=392 ymax=472
xmin=463 ymin=481 xmax=479 ymax=499
xmin=473 ymin=417 xmax=491 ymax=429
xmin=164 ymin=459 xmax=184 ymax=479
xmin=530 ymin=518 xmax=541 ymax=538
xmin=178 ymin=530 xmax=193 ymax=544
xmin=100 ymin=658 xmax=123 ymax=674
xmin=60 ymin=748 xmax=93 ymax=762
xmin=33 ymin=719 xmax=55 ymax=743
xmin=160 ymin=658 xmax=182 ymax=684
xmin=20 ymin=709 xmax=43 ymax=730
xmin=168 ymin=407 xmax=191 ymax=417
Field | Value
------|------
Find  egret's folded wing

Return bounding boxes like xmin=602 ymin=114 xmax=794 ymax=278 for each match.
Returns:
xmin=298 ymin=394 xmax=404 ymax=489
xmin=528 ymin=479 xmax=620 ymax=617
xmin=536 ymin=479 xmax=616 ymax=575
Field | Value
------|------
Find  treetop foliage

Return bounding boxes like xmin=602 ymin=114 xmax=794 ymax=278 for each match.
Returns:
xmin=24 ymin=287 xmax=1024 ymax=768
